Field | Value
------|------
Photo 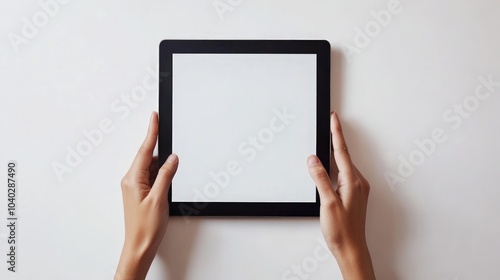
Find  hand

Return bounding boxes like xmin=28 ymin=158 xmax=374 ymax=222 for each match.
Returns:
xmin=115 ymin=112 xmax=179 ymax=280
xmin=307 ymin=112 xmax=375 ymax=280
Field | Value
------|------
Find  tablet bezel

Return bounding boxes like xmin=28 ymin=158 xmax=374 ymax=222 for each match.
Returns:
xmin=159 ymin=40 xmax=330 ymax=216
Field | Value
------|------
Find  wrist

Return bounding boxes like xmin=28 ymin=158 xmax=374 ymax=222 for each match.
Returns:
xmin=332 ymin=243 xmax=376 ymax=280
xmin=331 ymin=240 xmax=369 ymax=259
xmin=115 ymin=241 xmax=157 ymax=280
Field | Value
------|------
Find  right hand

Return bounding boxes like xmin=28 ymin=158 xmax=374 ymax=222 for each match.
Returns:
xmin=307 ymin=112 xmax=375 ymax=280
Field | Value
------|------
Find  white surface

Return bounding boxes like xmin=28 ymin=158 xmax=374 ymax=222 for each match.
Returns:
xmin=172 ymin=54 xmax=316 ymax=202
xmin=0 ymin=0 xmax=499 ymax=279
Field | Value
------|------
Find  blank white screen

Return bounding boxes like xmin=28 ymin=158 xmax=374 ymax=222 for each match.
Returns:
xmin=172 ymin=53 xmax=316 ymax=202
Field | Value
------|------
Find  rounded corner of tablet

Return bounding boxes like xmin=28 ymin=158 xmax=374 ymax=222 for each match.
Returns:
xmin=318 ymin=40 xmax=331 ymax=50
xmin=159 ymin=39 xmax=168 ymax=49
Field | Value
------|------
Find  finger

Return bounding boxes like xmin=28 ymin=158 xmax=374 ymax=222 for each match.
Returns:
xmin=129 ymin=112 xmax=158 ymax=174
xmin=331 ymin=112 xmax=355 ymax=176
xmin=150 ymin=154 xmax=179 ymax=199
xmin=307 ymin=155 xmax=339 ymax=206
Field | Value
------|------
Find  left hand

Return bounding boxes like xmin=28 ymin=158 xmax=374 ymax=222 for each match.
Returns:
xmin=115 ymin=112 xmax=179 ymax=280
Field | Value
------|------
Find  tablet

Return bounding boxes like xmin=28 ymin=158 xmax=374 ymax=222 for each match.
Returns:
xmin=159 ymin=40 xmax=330 ymax=216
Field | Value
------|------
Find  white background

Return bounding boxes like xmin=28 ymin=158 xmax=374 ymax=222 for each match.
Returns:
xmin=172 ymin=54 xmax=316 ymax=202
xmin=0 ymin=0 xmax=499 ymax=279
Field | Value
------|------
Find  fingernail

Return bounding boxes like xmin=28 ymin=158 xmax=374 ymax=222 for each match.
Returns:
xmin=167 ymin=154 xmax=178 ymax=163
xmin=308 ymin=155 xmax=319 ymax=166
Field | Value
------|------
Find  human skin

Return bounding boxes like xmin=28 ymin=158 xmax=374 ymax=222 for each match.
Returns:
xmin=115 ymin=112 xmax=178 ymax=280
xmin=115 ymin=111 xmax=375 ymax=280
xmin=307 ymin=112 xmax=376 ymax=280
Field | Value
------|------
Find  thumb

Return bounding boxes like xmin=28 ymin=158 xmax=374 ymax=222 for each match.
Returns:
xmin=151 ymin=154 xmax=179 ymax=199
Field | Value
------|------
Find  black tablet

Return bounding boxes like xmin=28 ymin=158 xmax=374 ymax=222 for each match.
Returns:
xmin=159 ymin=40 xmax=330 ymax=217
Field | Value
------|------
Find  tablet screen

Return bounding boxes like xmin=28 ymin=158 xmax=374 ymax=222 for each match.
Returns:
xmin=171 ymin=53 xmax=317 ymax=203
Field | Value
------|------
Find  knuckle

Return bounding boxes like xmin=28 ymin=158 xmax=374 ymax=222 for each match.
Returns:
xmin=348 ymin=178 xmax=364 ymax=193
xmin=355 ymin=177 xmax=363 ymax=185
xmin=352 ymin=177 xmax=370 ymax=194
xmin=364 ymin=181 xmax=371 ymax=193
xmin=354 ymin=178 xmax=365 ymax=189
xmin=321 ymin=197 xmax=337 ymax=209
xmin=120 ymin=176 xmax=132 ymax=189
